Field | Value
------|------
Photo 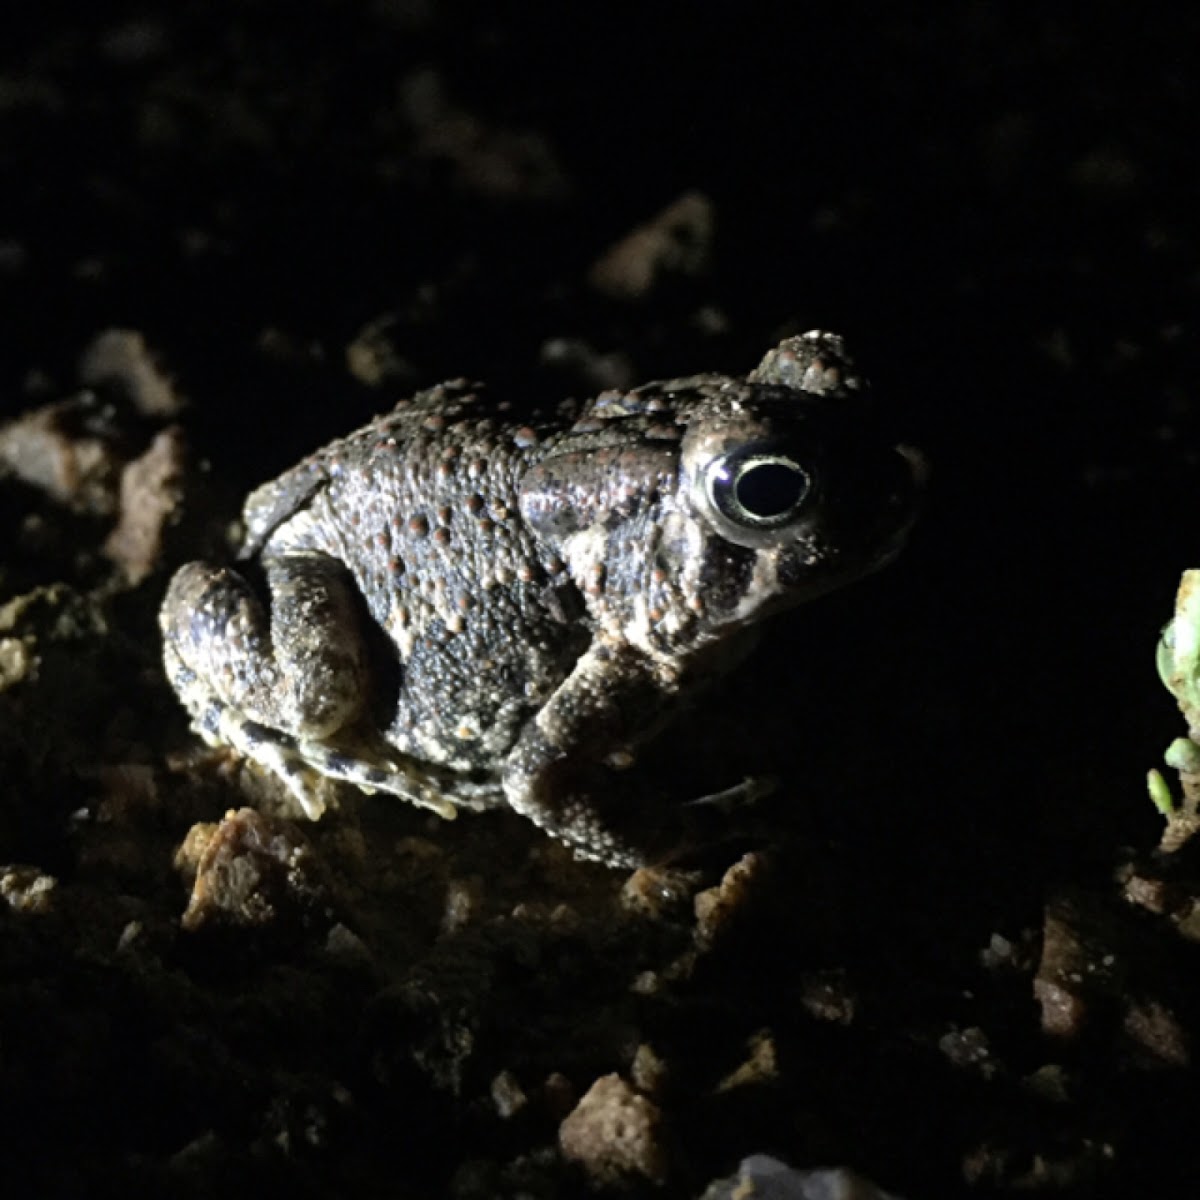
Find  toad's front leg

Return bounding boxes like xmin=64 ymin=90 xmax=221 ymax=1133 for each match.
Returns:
xmin=160 ymin=551 xmax=455 ymax=818
xmin=501 ymin=644 xmax=681 ymax=868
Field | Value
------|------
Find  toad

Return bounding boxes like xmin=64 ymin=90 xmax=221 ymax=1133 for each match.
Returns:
xmin=160 ymin=332 xmax=920 ymax=866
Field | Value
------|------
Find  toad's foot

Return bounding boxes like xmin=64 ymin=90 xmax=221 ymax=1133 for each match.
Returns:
xmin=195 ymin=697 xmax=458 ymax=820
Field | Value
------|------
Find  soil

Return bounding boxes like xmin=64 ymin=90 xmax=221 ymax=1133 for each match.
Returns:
xmin=3 ymin=4 xmax=1200 ymax=1197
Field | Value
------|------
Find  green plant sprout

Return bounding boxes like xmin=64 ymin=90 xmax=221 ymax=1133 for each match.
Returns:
xmin=1152 ymin=569 xmax=1200 ymax=847
xmin=1147 ymin=768 xmax=1177 ymax=818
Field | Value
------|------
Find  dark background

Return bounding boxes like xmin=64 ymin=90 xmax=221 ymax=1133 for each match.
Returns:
xmin=3 ymin=2 xmax=1200 ymax=1195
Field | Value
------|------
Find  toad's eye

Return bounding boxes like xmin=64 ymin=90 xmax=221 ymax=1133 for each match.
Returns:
xmin=705 ymin=452 xmax=811 ymax=528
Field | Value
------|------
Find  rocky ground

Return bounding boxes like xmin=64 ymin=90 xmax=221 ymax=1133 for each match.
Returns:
xmin=4 ymin=4 xmax=1200 ymax=1197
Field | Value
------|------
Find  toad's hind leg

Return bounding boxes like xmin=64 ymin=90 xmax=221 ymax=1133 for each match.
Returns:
xmin=161 ymin=551 xmax=400 ymax=814
xmin=181 ymin=691 xmax=458 ymax=820
xmin=186 ymin=692 xmax=333 ymax=817
xmin=162 ymin=552 xmax=370 ymax=732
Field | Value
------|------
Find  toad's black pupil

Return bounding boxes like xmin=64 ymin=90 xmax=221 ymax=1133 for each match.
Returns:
xmin=735 ymin=461 xmax=806 ymax=517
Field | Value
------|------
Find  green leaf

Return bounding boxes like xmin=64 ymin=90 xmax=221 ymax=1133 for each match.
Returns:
xmin=1148 ymin=768 xmax=1177 ymax=818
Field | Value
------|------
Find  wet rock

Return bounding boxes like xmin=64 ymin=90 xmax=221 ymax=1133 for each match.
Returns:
xmin=700 ymin=1155 xmax=903 ymax=1200
xmin=178 ymin=807 xmax=332 ymax=934
xmin=0 ymin=864 xmax=58 ymax=914
xmin=961 ymin=1136 xmax=1116 ymax=1192
xmin=558 ymin=1073 xmax=668 ymax=1187
xmin=1033 ymin=891 xmax=1120 ymax=1040
xmin=937 ymin=1026 xmax=996 ymax=1079
xmin=103 ymin=425 xmax=187 ymax=584
xmin=0 ymin=584 xmax=118 ymax=792
xmin=694 ymin=852 xmax=767 ymax=949
xmin=1032 ymin=887 xmax=1192 ymax=1069
xmin=629 ymin=1042 xmax=668 ymax=1096
xmin=346 ymin=313 xmax=416 ymax=388
xmin=0 ymin=394 xmax=127 ymax=515
xmin=716 ymin=1029 xmax=779 ymax=1093
xmin=1122 ymin=998 xmax=1190 ymax=1069
xmin=588 ymin=192 xmax=714 ymax=300
xmin=79 ymin=329 xmax=184 ymax=419
xmin=796 ymin=969 xmax=858 ymax=1026
xmin=490 ymin=1069 xmax=527 ymax=1119
xmin=399 ymin=66 xmax=570 ymax=201
xmin=620 ymin=865 xmax=697 ymax=920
